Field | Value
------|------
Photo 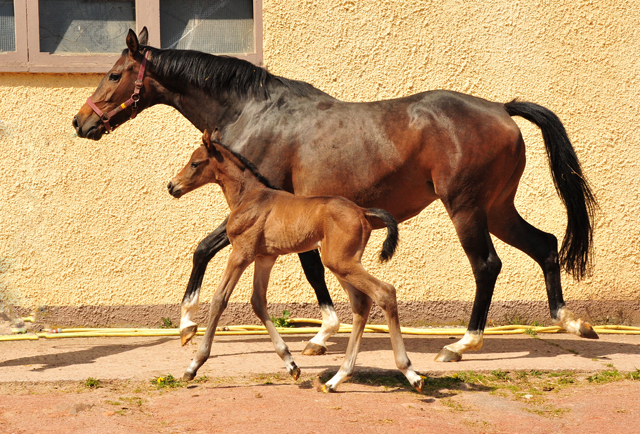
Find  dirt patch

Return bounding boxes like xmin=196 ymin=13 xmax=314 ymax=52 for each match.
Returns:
xmin=1 ymin=333 xmax=640 ymax=432
xmin=1 ymin=372 xmax=640 ymax=434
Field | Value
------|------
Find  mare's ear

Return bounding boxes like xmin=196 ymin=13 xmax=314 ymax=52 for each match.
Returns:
xmin=210 ymin=128 xmax=222 ymax=143
xmin=138 ymin=27 xmax=149 ymax=46
xmin=126 ymin=29 xmax=139 ymax=57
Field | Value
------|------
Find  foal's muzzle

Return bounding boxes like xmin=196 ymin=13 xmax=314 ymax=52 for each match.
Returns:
xmin=167 ymin=180 xmax=182 ymax=198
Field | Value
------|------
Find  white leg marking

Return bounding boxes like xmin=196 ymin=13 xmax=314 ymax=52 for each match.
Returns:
xmin=444 ymin=330 xmax=484 ymax=355
xmin=180 ymin=292 xmax=200 ymax=332
xmin=555 ymin=307 xmax=583 ymax=335
xmin=309 ymin=304 xmax=340 ymax=347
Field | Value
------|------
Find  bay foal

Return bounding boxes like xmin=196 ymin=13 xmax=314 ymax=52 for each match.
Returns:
xmin=168 ymin=130 xmax=424 ymax=393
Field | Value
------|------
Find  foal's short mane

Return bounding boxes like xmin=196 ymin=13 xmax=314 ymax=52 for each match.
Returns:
xmin=210 ymin=139 xmax=282 ymax=191
xmin=132 ymin=47 xmax=329 ymax=100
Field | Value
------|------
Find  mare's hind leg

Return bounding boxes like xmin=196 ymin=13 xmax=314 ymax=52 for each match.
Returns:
xmin=435 ymin=207 xmax=502 ymax=362
xmin=180 ymin=217 xmax=230 ymax=346
xmin=488 ymin=203 xmax=598 ymax=339
xmin=183 ymin=249 xmax=251 ymax=381
xmin=299 ymin=250 xmax=340 ymax=356
xmin=251 ymin=256 xmax=301 ymax=380
xmin=323 ymin=279 xmax=372 ymax=392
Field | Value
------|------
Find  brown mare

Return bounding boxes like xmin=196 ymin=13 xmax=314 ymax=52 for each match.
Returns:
xmin=168 ymin=129 xmax=423 ymax=392
xmin=73 ymin=29 xmax=598 ymax=362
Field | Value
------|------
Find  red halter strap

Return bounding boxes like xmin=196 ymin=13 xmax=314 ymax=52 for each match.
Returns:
xmin=86 ymin=50 xmax=149 ymax=133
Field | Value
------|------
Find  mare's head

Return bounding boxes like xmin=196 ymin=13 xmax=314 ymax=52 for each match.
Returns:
xmin=73 ymin=28 xmax=153 ymax=140
xmin=168 ymin=129 xmax=223 ymax=198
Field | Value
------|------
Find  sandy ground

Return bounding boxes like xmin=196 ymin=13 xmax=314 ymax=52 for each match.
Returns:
xmin=1 ymin=332 xmax=639 ymax=433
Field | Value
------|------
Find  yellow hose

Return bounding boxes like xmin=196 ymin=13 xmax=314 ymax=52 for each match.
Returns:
xmin=1 ymin=318 xmax=640 ymax=341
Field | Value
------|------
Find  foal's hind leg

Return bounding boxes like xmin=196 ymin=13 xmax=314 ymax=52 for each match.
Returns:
xmin=180 ymin=217 xmax=230 ymax=346
xmin=299 ymin=250 xmax=341 ymax=356
xmin=183 ymin=249 xmax=251 ymax=381
xmin=323 ymin=279 xmax=372 ymax=392
xmin=435 ymin=207 xmax=502 ymax=362
xmin=327 ymin=272 xmax=423 ymax=392
xmin=488 ymin=203 xmax=598 ymax=339
xmin=251 ymin=256 xmax=301 ymax=380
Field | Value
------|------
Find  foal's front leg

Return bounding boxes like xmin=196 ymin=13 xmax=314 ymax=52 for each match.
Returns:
xmin=251 ymin=256 xmax=301 ymax=380
xmin=183 ymin=250 xmax=251 ymax=381
xmin=180 ymin=217 xmax=230 ymax=346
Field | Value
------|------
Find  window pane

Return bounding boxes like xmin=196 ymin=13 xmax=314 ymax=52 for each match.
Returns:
xmin=0 ymin=0 xmax=16 ymax=52
xmin=39 ymin=0 xmax=135 ymax=54
xmin=160 ymin=0 xmax=254 ymax=54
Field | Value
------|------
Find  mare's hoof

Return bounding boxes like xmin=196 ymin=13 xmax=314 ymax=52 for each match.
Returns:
xmin=183 ymin=371 xmax=196 ymax=382
xmin=180 ymin=325 xmax=198 ymax=347
xmin=302 ymin=342 xmax=327 ymax=356
xmin=289 ymin=365 xmax=301 ymax=381
xmin=434 ymin=347 xmax=462 ymax=362
xmin=579 ymin=322 xmax=599 ymax=339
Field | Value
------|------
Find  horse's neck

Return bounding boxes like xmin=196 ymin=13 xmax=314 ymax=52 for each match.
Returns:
xmin=215 ymin=159 xmax=265 ymax=210
xmin=155 ymin=81 xmax=245 ymax=133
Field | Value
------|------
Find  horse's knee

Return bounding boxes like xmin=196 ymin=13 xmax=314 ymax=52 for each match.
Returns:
xmin=193 ymin=241 xmax=213 ymax=266
xmin=474 ymin=253 xmax=502 ymax=282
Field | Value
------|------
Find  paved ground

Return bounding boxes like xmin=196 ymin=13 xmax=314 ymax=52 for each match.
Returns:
xmin=1 ymin=332 xmax=639 ymax=382
xmin=1 ymin=332 xmax=639 ymax=433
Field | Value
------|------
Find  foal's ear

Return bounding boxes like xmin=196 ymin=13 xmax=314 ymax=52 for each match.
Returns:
xmin=126 ymin=29 xmax=139 ymax=56
xmin=202 ymin=129 xmax=213 ymax=152
xmin=138 ymin=27 xmax=149 ymax=46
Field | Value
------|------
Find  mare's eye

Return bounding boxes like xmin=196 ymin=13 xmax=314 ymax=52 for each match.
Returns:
xmin=191 ymin=162 xmax=199 ymax=169
xmin=109 ymin=73 xmax=121 ymax=82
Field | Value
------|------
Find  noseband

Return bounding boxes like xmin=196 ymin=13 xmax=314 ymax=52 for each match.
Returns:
xmin=86 ymin=50 xmax=149 ymax=133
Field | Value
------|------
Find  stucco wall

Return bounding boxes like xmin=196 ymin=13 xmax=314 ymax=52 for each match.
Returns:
xmin=1 ymin=0 xmax=639 ymax=326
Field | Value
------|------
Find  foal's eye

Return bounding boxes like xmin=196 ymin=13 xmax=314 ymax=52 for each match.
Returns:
xmin=109 ymin=73 xmax=121 ymax=82
xmin=191 ymin=162 xmax=199 ymax=169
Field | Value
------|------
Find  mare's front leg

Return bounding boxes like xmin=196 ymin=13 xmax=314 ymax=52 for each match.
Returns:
xmin=251 ymin=256 xmax=301 ymax=380
xmin=183 ymin=249 xmax=251 ymax=381
xmin=298 ymin=250 xmax=341 ymax=356
xmin=180 ymin=217 xmax=230 ymax=346
xmin=435 ymin=207 xmax=502 ymax=362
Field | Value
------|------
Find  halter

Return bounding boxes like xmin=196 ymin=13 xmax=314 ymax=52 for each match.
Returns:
xmin=86 ymin=50 xmax=149 ymax=133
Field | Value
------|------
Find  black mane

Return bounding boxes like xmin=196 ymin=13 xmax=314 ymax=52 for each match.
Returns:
xmin=140 ymin=47 xmax=328 ymax=100
xmin=211 ymin=140 xmax=281 ymax=191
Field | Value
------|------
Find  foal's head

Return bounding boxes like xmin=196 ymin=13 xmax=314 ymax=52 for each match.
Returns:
xmin=167 ymin=129 xmax=222 ymax=198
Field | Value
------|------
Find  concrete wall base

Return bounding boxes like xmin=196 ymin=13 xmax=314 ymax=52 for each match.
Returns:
xmin=14 ymin=300 xmax=640 ymax=328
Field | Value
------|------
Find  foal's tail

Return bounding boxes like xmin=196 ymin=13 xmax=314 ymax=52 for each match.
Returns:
xmin=364 ymin=208 xmax=399 ymax=263
xmin=504 ymin=100 xmax=598 ymax=280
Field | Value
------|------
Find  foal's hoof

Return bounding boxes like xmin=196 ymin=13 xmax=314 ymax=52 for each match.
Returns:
xmin=289 ymin=364 xmax=301 ymax=381
xmin=180 ymin=325 xmax=198 ymax=346
xmin=413 ymin=377 xmax=425 ymax=394
xmin=302 ymin=342 xmax=327 ymax=356
xmin=321 ymin=384 xmax=336 ymax=393
xmin=434 ymin=347 xmax=462 ymax=362
xmin=183 ymin=370 xmax=196 ymax=382
xmin=578 ymin=322 xmax=599 ymax=339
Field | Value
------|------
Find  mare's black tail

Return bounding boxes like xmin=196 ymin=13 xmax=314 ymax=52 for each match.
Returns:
xmin=505 ymin=100 xmax=598 ymax=280
xmin=364 ymin=208 xmax=399 ymax=263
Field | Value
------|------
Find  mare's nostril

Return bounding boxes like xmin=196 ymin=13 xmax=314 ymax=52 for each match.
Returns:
xmin=72 ymin=116 xmax=79 ymax=131
xmin=167 ymin=181 xmax=173 ymax=191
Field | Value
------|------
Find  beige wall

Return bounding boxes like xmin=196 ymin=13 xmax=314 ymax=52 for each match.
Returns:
xmin=1 ymin=1 xmax=639 ymax=325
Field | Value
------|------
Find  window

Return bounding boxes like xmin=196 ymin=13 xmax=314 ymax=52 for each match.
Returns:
xmin=0 ymin=0 xmax=263 ymax=72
